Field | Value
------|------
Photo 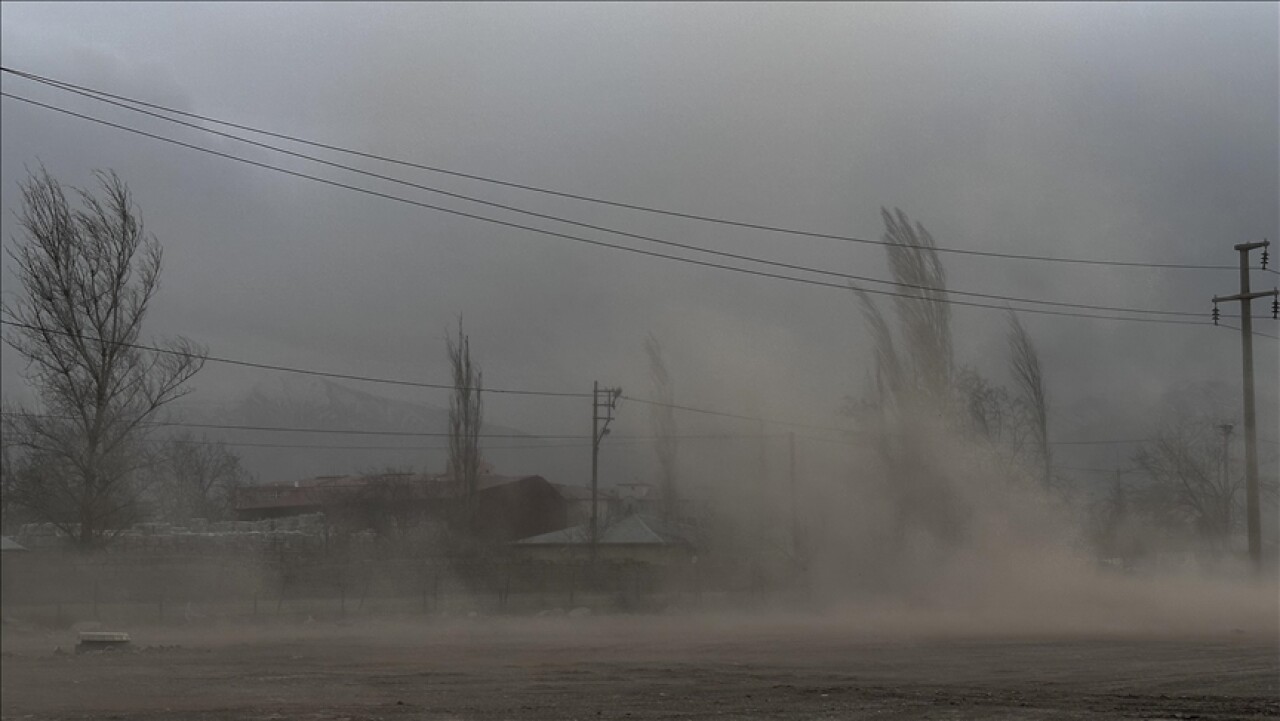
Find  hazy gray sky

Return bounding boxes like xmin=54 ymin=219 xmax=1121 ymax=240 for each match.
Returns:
xmin=1 ymin=3 xmax=1276 ymax=483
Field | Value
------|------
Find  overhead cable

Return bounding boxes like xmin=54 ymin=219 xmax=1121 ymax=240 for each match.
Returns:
xmin=0 ymin=72 xmax=1231 ymax=319
xmin=1 ymin=66 xmax=1245 ymax=272
xmin=0 ymin=318 xmax=588 ymax=398
xmin=0 ymin=92 xmax=1236 ymax=326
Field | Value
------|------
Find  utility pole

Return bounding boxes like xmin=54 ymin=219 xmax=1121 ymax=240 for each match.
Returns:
xmin=1212 ymin=240 xmax=1278 ymax=570
xmin=590 ymin=381 xmax=621 ymax=565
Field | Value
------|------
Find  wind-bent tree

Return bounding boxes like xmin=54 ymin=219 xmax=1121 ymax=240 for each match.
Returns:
xmin=2 ymin=169 xmax=205 ymax=548
xmin=445 ymin=316 xmax=483 ymax=514
xmin=849 ymin=209 xmax=1060 ymax=567
xmin=850 ymin=208 xmax=967 ymax=552
xmin=643 ymin=332 xmax=678 ymax=521
xmin=854 ymin=207 xmax=954 ymax=413
xmin=1007 ymin=312 xmax=1051 ymax=486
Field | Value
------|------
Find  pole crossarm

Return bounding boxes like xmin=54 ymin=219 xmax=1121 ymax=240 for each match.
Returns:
xmin=1233 ymin=241 xmax=1270 ymax=252
xmin=1213 ymin=290 xmax=1278 ymax=304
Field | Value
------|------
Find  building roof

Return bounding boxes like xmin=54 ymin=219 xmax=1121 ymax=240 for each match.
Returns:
xmin=0 ymin=536 xmax=28 ymax=552
xmin=516 ymin=514 xmax=690 ymax=547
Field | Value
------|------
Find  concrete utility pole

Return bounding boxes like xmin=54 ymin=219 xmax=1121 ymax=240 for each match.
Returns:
xmin=1212 ymin=240 xmax=1278 ymax=570
xmin=590 ymin=382 xmax=621 ymax=564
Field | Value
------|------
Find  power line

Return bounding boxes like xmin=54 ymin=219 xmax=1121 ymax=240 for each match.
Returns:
xmin=2 ymin=89 xmax=1272 ymax=446
xmin=5 ymin=319 xmax=1270 ymax=451
xmin=158 ymin=424 xmax=770 ymax=441
xmin=783 ymin=431 xmax=1176 ymax=449
xmin=0 ymin=318 xmax=588 ymax=398
xmin=208 ymin=436 xmax=772 ymax=450
xmin=622 ymin=394 xmax=1280 ymax=446
xmin=0 ymin=412 xmax=579 ymax=439
xmin=161 ymin=438 xmax=595 ymax=452
xmin=0 ymin=436 xmax=735 ymax=455
xmin=158 ymin=439 xmax=714 ymax=451
xmin=792 ymin=433 xmax=860 ymax=446
xmin=1219 ymin=323 xmax=1279 ymax=341
xmin=0 ymin=310 xmax=1003 ymax=442
xmin=0 ymin=319 xmax=854 ymax=440
xmin=10 ymin=421 xmax=1270 ymax=455
xmin=1 ymin=410 xmax=782 ymax=442
xmin=1049 ymin=438 xmax=1156 ymax=446
xmin=1 ymin=65 xmax=1247 ymax=273
xmin=1051 ymin=465 xmax=1141 ymax=474
xmin=0 ymin=92 xmax=1232 ymax=327
xmin=621 ymin=394 xmax=853 ymax=434
xmin=1050 ymin=435 xmax=1280 ymax=449
xmin=151 ymin=421 xmax=574 ymax=439
xmin=1 ymin=74 xmax=1231 ymax=320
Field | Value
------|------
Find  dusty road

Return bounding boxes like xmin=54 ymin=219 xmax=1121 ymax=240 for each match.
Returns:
xmin=3 ymin=615 xmax=1277 ymax=720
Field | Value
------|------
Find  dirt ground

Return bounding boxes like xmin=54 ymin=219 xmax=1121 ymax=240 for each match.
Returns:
xmin=3 ymin=614 xmax=1277 ymax=721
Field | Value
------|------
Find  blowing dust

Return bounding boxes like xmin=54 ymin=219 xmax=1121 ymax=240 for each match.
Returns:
xmin=762 ymin=409 xmax=1280 ymax=638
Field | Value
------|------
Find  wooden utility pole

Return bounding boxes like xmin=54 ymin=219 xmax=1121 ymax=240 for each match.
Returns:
xmin=1212 ymin=240 xmax=1278 ymax=570
xmin=590 ymin=382 xmax=621 ymax=564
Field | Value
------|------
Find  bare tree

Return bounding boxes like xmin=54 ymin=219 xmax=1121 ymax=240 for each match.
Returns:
xmin=1085 ymin=472 xmax=1148 ymax=563
xmin=643 ymin=332 xmax=678 ymax=521
xmin=317 ymin=467 xmax=434 ymax=554
xmin=0 ymin=440 xmax=36 ymax=535
xmin=0 ymin=442 xmax=11 ymax=532
xmin=445 ymin=316 xmax=483 ymax=515
xmin=1007 ymin=312 xmax=1051 ymax=487
xmin=1132 ymin=420 xmax=1240 ymax=546
xmin=1 ymin=169 xmax=205 ymax=548
xmin=146 ymin=432 xmax=250 ymax=523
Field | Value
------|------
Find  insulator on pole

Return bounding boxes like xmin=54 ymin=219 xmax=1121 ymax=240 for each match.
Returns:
xmin=1212 ymin=303 xmax=1220 ymax=325
xmin=1262 ymin=248 xmax=1270 ymax=270
xmin=1272 ymin=293 xmax=1278 ymax=320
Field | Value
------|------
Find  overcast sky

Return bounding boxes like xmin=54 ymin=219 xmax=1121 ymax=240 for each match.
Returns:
xmin=1 ymin=3 xmax=1276 ymax=484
